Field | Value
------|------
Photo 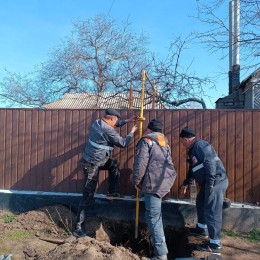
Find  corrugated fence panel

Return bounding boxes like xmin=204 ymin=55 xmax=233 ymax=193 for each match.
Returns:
xmin=252 ymin=111 xmax=260 ymax=202
xmin=70 ymin=110 xmax=81 ymax=192
xmin=42 ymin=110 xmax=52 ymax=191
xmin=165 ymin=109 xmax=178 ymax=198
xmin=218 ymin=110 xmax=228 ymax=198
xmin=235 ymin=112 xmax=244 ymax=202
xmin=243 ymin=111 xmax=253 ymax=202
xmin=37 ymin=110 xmax=45 ymax=191
xmin=178 ymin=110 xmax=189 ymax=198
xmin=0 ymin=110 xmax=5 ymax=189
xmin=56 ymin=110 xmax=65 ymax=192
xmin=17 ymin=110 xmax=25 ymax=190
xmin=50 ymin=110 xmax=59 ymax=190
xmin=5 ymin=110 xmax=13 ymax=189
xmin=30 ymin=110 xmax=38 ymax=190
xmin=0 ymin=108 xmax=259 ymax=203
xmin=210 ymin=111 xmax=219 ymax=153
xmin=226 ymin=112 xmax=236 ymax=201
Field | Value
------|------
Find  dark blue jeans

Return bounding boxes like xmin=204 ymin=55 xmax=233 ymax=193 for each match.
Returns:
xmin=196 ymin=178 xmax=228 ymax=243
xmin=144 ymin=193 xmax=168 ymax=257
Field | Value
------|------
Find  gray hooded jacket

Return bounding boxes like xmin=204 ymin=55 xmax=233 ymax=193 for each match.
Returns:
xmin=132 ymin=132 xmax=176 ymax=198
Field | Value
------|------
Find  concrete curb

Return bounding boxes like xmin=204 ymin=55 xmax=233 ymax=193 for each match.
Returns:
xmin=0 ymin=190 xmax=259 ymax=232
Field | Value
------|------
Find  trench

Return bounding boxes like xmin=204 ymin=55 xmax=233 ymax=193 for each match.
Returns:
xmin=99 ymin=219 xmax=192 ymax=259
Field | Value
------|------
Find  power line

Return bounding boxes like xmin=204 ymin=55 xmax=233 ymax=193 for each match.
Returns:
xmin=107 ymin=0 xmax=116 ymax=16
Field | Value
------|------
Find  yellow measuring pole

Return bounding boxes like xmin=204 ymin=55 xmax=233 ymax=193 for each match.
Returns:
xmin=134 ymin=70 xmax=158 ymax=239
xmin=135 ymin=71 xmax=146 ymax=239
xmin=135 ymin=70 xmax=146 ymax=239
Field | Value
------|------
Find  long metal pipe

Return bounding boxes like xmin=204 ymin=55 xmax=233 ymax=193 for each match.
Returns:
xmin=134 ymin=70 xmax=146 ymax=239
xmin=134 ymin=70 xmax=159 ymax=239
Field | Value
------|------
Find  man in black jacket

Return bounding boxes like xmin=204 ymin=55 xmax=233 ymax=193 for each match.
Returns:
xmin=180 ymin=126 xmax=228 ymax=255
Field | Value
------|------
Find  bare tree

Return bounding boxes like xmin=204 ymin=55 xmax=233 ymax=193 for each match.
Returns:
xmin=195 ymin=0 xmax=260 ymax=72
xmin=0 ymin=15 xmax=151 ymax=107
xmin=0 ymin=70 xmax=48 ymax=107
xmin=144 ymin=35 xmax=213 ymax=109
xmin=0 ymin=15 xmax=214 ymax=108
xmin=38 ymin=15 xmax=150 ymax=97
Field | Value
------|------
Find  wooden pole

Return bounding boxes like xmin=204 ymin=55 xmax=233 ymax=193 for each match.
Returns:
xmin=129 ymin=86 xmax=133 ymax=109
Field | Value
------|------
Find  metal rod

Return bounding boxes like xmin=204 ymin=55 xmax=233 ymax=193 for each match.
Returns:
xmin=135 ymin=70 xmax=146 ymax=239
xmin=145 ymin=71 xmax=158 ymax=96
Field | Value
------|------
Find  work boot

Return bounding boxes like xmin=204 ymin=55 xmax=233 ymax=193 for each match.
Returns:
xmin=196 ymin=242 xmax=221 ymax=255
xmin=141 ymin=255 xmax=167 ymax=260
xmin=188 ymin=224 xmax=209 ymax=239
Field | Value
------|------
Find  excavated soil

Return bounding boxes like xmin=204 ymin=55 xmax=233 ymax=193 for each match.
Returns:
xmin=0 ymin=205 xmax=259 ymax=260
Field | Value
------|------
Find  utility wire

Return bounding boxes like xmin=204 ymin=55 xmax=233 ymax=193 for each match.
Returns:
xmin=107 ymin=0 xmax=116 ymax=16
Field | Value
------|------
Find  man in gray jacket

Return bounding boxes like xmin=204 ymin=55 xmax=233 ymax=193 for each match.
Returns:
xmin=73 ymin=108 xmax=138 ymax=238
xmin=132 ymin=119 xmax=176 ymax=260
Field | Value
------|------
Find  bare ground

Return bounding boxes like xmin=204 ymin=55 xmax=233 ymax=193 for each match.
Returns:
xmin=0 ymin=205 xmax=259 ymax=260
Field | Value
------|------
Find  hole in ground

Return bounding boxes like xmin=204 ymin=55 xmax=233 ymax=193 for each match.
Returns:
xmin=89 ymin=218 xmax=192 ymax=259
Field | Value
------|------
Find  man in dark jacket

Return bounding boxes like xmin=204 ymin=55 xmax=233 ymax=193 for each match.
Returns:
xmin=73 ymin=108 xmax=138 ymax=238
xmin=133 ymin=119 xmax=176 ymax=260
xmin=180 ymin=126 xmax=228 ymax=255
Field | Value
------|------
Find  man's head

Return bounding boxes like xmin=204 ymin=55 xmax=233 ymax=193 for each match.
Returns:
xmin=104 ymin=108 xmax=121 ymax=126
xmin=147 ymin=119 xmax=163 ymax=133
xmin=179 ymin=126 xmax=196 ymax=148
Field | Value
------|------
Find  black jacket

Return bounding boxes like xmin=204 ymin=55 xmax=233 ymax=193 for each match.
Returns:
xmin=183 ymin=139 xmax=227 ymax=187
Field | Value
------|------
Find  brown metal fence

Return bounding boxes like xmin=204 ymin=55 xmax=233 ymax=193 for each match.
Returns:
xmin=0 ymin=108 xmax=259 ymax=203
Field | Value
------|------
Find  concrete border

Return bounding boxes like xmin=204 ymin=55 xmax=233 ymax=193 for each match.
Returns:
xmin=0 ymin=190 xmax=259 ymax=232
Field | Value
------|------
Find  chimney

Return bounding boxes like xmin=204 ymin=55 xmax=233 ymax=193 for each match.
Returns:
xmin=229 ymin=0 xmax=240 ymax=94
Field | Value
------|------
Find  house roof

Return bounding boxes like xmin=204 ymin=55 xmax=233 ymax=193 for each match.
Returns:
xmin=43 ymin=92 xmax=166 ymax=109
xmin=239 ymin=67 xmax=260 ymax=90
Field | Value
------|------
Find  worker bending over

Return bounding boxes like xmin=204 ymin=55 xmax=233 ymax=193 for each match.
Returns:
xmin=180 ymin=126 xmax=228 ymax=255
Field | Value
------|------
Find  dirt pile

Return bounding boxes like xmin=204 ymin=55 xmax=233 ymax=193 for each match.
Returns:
xmin=0 ymin=204 xmax=259 ymax=260
xmin=0 ymin=205 xmax=145 ymax=260
xmin=39 ymin=236 xmax=140 ymax=260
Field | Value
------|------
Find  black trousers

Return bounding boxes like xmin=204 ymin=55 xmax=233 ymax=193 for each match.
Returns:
xmin=75 ymin=158 xmax=120 ymax=229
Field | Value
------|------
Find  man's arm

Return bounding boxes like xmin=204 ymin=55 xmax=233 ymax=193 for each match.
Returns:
xmin=183 ymin=166 xmax=194 ymax=186
xmin=115 ymin=116 xmax=138 ymax=127
xmin=180 ymin=165 xmax=194 ymax=194
xmin=106 ymin=124 xmax=137 ymax=148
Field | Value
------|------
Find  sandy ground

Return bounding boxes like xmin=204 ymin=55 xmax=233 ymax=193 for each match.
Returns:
xmin=0 ymin=205 xmax=259 ymax=260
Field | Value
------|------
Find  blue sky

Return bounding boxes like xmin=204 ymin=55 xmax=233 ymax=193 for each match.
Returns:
xmin=0 ymin=0 xmax=232 ymax=108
